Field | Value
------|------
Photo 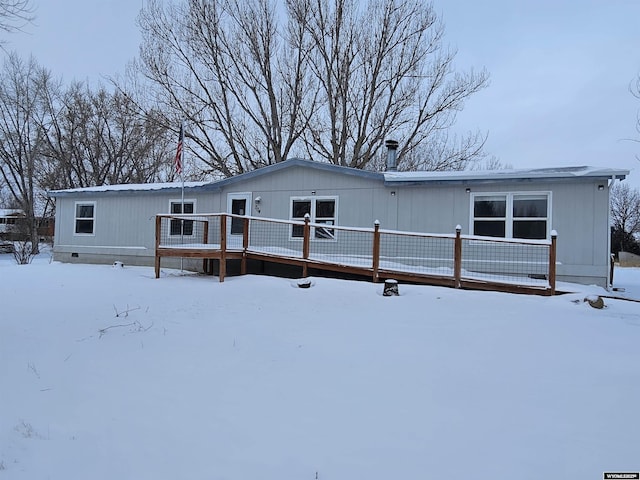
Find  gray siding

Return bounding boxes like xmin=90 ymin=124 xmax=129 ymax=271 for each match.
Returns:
xmin=53 ymin=191 xmax=222 ymax=266
xmin=52 ymin=164 xmax=615 ymax=287
xmin=219 ymin=165 xmax=383 ymax=227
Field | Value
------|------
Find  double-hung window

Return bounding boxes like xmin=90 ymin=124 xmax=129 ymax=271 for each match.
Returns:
xmin=170 ymin=200 xmax=195 ymax=236
xmin=290 ymin=197 xmax=337 ymax=240
xmin=472 ymin=193 xmax=550 ymax=240
xmin=74 ymin=202 xmax=95 ymax=235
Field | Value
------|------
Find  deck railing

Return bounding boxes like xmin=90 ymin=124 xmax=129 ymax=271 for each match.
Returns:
xmin=155 ymin=213 xmax=557 ymax=295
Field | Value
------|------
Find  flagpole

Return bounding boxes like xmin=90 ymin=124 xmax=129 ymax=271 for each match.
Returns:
xmin=180 ymin=122 xmax=185 ymax=237
xmin=175 ymin=122 xmax=185 ymax=272
xmin=182 ymin=123 xmax=186 ymax=271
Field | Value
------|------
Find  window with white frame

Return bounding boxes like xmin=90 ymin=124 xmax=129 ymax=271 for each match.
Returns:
xmin=471 ymin=193 xmax=550 ymax=240
xmin=290 ymin=197 xmax=337 ymax=240
xmin=74 ymin=202 xmax=95 ymax=235
xmin=170 ymin=200 xmax=195 ymax=236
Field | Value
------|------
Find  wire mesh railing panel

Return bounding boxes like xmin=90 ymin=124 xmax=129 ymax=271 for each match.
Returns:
xmin=379 ymin=232 xmax=455 ymax=277
xmin=155 ymin=214 xmax=554 ymax=292
xmin=158 ymin=216 xmax=210 ymax=248
xmin=307 ymin=226 xmax=374 ymax=268
xmin=206 ymin=216 xmax=222 ymax=247
xmin=461 ymin=238 xmax=549 ymax=286
xmin=247 ymin=218 xmax=304 ymax=259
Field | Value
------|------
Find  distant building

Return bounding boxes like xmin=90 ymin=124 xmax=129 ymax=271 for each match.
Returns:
xmin=0 ymin=209 xmax=25 ymax=236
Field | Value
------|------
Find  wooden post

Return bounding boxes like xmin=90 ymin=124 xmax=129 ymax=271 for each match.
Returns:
xmin=154 ymin=215 xmax=161 ymax=279
xmin=383 ymin=279 xmax=399 ymax=296
xmin=220 ymin=214 xmax=227 ymax=282
xmin=609 ymin=253 xmax=615 ymax=287
xmin=241 ymin=217 xmax=249 ymax=275
xmin=372 ymin=220 xmax=380 ymax=282
xmin=548 ymin=230 xmax=557 ymax=295
xmin=202 ymin=219 xmax=209 ymax=273
xmin=302 ymin=214 xmax=310 ymax=278
xmin=454 ymin=225 xmax=462 ymax=288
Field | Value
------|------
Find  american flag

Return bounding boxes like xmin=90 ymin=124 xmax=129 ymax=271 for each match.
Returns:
xmin=174 ymin=124 xmax=184 ymax=175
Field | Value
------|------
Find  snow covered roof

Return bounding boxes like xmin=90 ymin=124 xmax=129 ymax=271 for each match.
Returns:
xmin=48 ymin=161 xmax=629 ymax=197
xmin=48 ymin=159 xmax=382 ymax=197
xmin=0 ymin=208 xmax=25 ymax=217
xmin=48 ymin=181 xmax=213 ymax=196
xmin=383 ymin=166 xmax=629 ymax=184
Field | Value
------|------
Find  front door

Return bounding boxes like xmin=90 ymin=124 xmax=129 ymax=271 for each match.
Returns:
xmin=226 ymin=193 xmax=252 ymax=247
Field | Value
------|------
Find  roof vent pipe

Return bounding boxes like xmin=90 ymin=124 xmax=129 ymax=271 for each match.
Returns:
xmin=385 ymin=139 xmax=399 ymax=171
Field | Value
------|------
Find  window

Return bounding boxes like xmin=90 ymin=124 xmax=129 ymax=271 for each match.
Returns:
xmin=473 ymin=196 xmax=506 ymax=237
xmin=290 ymin=197 xmax=337 ymax=240
xmin=512 ymin=195 xmax=548 ymax=240
xmin=170 ymin=201 xmax=194 ymax=236
xmin=75 ymin=202 xmax=95 ymax=235
xmin=230 ymin=198 xmax=247 ymax=235
xmin=472 ymin=193 xmax=550 ymax=240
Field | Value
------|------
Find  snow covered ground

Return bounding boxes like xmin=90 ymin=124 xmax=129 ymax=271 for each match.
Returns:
xmin=1 ymin=249 xmax=639 ymax=479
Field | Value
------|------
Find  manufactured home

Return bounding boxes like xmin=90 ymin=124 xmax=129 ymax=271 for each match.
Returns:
xmin=49 ymin=153 xmax=629 ymax=289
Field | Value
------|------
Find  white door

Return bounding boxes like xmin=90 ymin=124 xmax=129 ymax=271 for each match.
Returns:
xmin=226 ymin=192 xmax=252 ymax=248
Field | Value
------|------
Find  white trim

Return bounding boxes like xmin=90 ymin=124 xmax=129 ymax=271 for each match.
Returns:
xmin=55 ymin=244 xmax=147 ymax=250
xmin=73 ymin=201 xmax=96 ymax=236
xmin=605 ymin=181 xmax=615 ymax=288
xmin=226 ymin=192 xmax=252 ymax=239
xmin=289 ymin=196 xmax=339 ymax=241
xmin=168 ymin=198 xmax=197 ymax=237
xmin=469 ymin=191 xmax=552 ymax=240
xmin=168 ymin=198 xmax=197 ymax=213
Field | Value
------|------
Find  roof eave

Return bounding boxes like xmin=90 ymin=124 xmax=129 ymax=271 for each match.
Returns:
xmin=384 ymin=169 xmax=630 ymax=186
xmin=48 ymin=158 xmax=383 ymax=197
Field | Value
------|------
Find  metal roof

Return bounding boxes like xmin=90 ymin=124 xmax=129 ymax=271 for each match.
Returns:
xmin=384 ymin=166 xmax=629 ymax=185
xmin=48 ymin=160 xmax=629 ymax=197
xmin=48 ymin=159 xmax=382 ymax=197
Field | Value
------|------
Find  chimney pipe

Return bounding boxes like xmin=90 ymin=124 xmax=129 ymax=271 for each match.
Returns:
xmin=385 ymin=139 xmax=398 ymax=171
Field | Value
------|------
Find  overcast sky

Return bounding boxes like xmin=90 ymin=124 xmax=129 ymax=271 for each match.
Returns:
xmin=10 ymin=0 xmax=640 ymax=188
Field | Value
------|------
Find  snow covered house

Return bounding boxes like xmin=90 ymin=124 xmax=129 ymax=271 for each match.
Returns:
xmin=48 ymin=152 xmax=629 ymax=288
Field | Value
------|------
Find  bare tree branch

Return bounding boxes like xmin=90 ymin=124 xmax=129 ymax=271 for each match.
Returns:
xmin=0 ymin=0 xmax=35 ymax=39
xmin=296 ymin=0 xmax=489 ymax=170
xmin=136 ymin=0 xmax=488 ymax=176
xmin=136 ymin=0 xmax=314 ymax=178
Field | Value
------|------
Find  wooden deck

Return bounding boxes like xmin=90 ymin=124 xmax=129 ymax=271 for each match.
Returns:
xmin=155 ymin=214 xmax=557 ymax=296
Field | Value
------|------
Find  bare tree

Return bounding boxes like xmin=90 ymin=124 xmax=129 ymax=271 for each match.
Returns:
xmin=137 ymin=0 xmax=487 ymax=176
xmin=136 ymin=0 xmax=314 ymax=178
xmin=39 ymin=81 xmax=175 ymax=191
xmin=293 ymin=0 xmax=488 ymax=170
xmin=610 ymin=182 xmax=640 ymax=254
xmin=0 ymin=53 xmax=56 ymax=253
